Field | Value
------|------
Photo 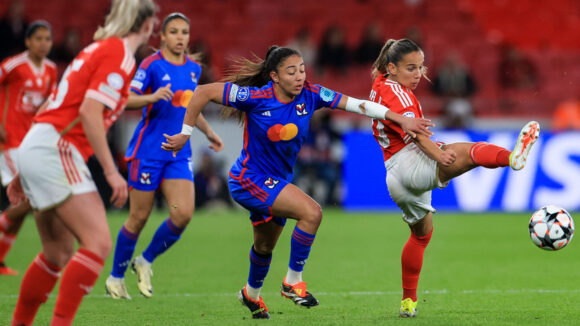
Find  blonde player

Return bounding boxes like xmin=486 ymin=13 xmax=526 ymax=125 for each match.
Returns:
xmin=10 ymin=1 xmax=157 ymax=325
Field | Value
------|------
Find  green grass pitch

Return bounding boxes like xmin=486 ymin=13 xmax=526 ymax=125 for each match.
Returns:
xmin=1 ymin=209 xmax=578 ymax=325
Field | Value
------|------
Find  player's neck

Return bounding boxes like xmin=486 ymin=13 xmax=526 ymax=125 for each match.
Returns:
xmin=273 ymin=84 xmax=295 ymax=103
xmin=27 ymin=53 xmax=43 ymax=68
xmin=161 ymin=49 xmax=185 ymax=64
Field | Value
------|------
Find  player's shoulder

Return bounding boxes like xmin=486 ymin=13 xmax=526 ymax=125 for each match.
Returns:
xmin=44 ymin=58 xmax=57 ymax=69
xmin=139 ymin=51 xmax=163 ymax=70
xmin=89 ymin=37 xmax=135 ymax=75
xmin=303 ymin=80 xmax=321 ymax=93
xmin=1 ymin=52 xmax=28 ymax=72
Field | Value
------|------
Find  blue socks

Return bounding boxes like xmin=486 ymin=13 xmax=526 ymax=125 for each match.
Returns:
xmin=248 ymin=246 xmax=272 ymax=288
xmin=111 ymin=225 xmax=139 ymax=278
xmin=289 ymin=226 xmax=315 ymax=272
xmin=142 ymin=218 xmax=184 ymax=263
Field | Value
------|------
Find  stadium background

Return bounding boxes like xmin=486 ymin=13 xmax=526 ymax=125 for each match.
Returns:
xmin=1 ymin=0 xmax=579 ymax=212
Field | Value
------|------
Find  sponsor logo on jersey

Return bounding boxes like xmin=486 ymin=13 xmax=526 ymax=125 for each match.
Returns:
xmin=107 ymin=72 xmax=124 ymax=90
xmin=236 ymin=86 xmax=249 ymax=101
xmin=162 ymin=73 xmax=171 ymax=81
xmin=191 ymin=72 xmax=198 ymax=84
xmin=130 ymin=80 xmax=143 ymax=90
xmin=403 ymin=111 xmax=416 ymax=118
xmin=135 ymin=69 xmax=146 ymax=81
xmin=171 ymin=89 xmax=194 ymax=108
xmin=140 ymin=172 xmax=151 ymax=185
xmin=262 ymin=111 xmax=271 ymax=117
xmin=229 ymin=84 xmax=239 ymax=103
xmin=319 ymin=86 xmax=335 ymax=102
xmin=25 ymin=79 xmax=33 ymax=87
xmin=296 ymin=103 xmax=308 ymax=116
xmin=267 ymin=123 xmax=298 ymax=142
xmin=264 ymin=177 xmax=279 ymax=189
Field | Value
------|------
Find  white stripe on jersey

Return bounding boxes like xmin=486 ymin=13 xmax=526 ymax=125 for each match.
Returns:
xmin=86 ymin=89 xmax=117 ymax=110
xmin=389 ymin=84 xmax=413 ymax=108
xmin=121 ymin=39 xmax=135 ymax=75
xmin=373 ymin=119 xmax=391 ymax=149
xmin=3 ymin=53 xmax=27 ymax=73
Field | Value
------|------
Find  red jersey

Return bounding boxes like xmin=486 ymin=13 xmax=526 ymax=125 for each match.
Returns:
xmin=35 ymin=37 xmax=136 ymax=161
xmin=0 ymin=51 xmax=57 ymax=150
xmin=370 ymin=74 xmax=425 ymax=162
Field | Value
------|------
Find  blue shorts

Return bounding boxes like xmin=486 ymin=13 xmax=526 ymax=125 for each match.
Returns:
xmin=128 ymin=158 xmax=194 ymax=191
xmin=228 ymin=168 xmax=289 ymax=226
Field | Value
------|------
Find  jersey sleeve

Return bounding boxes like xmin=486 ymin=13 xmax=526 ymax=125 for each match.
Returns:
xmin=130 ymin=63 xmax=153 ymax=95
xmin=222 ymin=82 xmax=260 ymax=111
xmin=85 ymin=46 xmax=132 ymax=110
xmin=0 ymin=60 xmax=7 ymax=85
xmin=309 ymin=83 xmax=342 ymax=110
xmin=378 ymin=84 xmax=421 ymax=140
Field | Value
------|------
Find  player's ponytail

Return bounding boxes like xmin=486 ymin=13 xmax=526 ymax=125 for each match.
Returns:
xmin=94 ymin=0 xmax=156 ymax=41
xmin=372 ymin=39 xmax=396 ymax=78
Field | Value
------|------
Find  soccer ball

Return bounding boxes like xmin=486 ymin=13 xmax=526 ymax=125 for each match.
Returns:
xmin=529 ymin=205 xmax=574 ymax=250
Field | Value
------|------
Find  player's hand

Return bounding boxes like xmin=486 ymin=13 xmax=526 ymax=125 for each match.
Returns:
xmin=152 ymin=83 xmax=173 ymax=103
xmin=206 ymin=131 xmax=224 ymax=152
xmin=105 ymin=170 xmax=128 ymax=208
xmin=162 ymin=133 xmax=189 ymax=157
xmin=401 ymin=116 xmax=434 ymax=138
xmin=0 ymin=125 xmax=6 ymax=144
xmin=7 ymin=174 xmax=26 ymax=206
xmin=439 ymin=149 xmax=457 ymax=166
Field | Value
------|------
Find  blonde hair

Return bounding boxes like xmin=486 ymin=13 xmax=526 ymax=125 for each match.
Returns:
xmin=94 ymin=0 xmax=156 ymax=41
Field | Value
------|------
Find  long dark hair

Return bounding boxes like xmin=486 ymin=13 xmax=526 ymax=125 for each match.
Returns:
xmin=371 ymin=38 xmax=427 ymax=79
xmin=221 ymin=45 xmax=301 ymax=123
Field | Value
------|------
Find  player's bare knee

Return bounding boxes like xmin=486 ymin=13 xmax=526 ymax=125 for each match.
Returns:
xmin=253 ymin=242 xmax=275 ymax=255
xmin=303 ymin=202 xmax=323 ymax=226
xmin=169 ymin=206 xmax=193 ymax=228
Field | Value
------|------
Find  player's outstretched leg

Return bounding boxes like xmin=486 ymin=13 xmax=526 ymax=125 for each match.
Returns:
xmin=509 ymin=121 xmax=540 ymax=171
xmin=238 ymin=286 xmax=271 ymax=319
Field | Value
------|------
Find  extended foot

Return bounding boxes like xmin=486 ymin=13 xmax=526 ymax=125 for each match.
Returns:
xmin=280 ymin=278 xmax=319 ymax=308
xmin=238 ymin=287 xmax=270 ymax=319
xmin=105 ymin=275 xmax=131 ymax=299
xmin=509 ymin=121 xmax=540 ymax=171
xmin=131 ymin=256 xmax=153 ymax=298
xmin=0 ymin=262 xmax=18 ymax=276
xmin=399 ymin=298 xmax=418 ymax=317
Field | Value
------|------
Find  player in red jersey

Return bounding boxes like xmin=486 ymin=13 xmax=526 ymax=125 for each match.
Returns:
xmin=8 ymin=1 xmax=156 ymax=325
xmin=369 ymin=38 xmax=540 ymax=318
xmin=0 ymin=20 xmax=57 ymax=276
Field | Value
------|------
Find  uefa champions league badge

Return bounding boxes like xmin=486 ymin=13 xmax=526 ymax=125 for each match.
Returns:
xmin=135 ymin=69 xmax=146 ymax=81
xmin=319 ymin=87 xmax=335 ymax=102
xmin=237 ymin=86 xmax=250 ymax=101
xmin=107 ymin=72 xmax=124 ymax=90
xmin=403 ymin=111 xmax=416 ymax=118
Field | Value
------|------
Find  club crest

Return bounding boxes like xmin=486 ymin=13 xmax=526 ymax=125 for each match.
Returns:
xmin=296 ymin=103 xmax=308 ymax=116
xmin=264 ymin=177 xmax=279 ymax=189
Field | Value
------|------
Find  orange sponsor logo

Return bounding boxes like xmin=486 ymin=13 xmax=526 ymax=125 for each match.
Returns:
xmin=171 ymin=89 xmax=194 ymax=108
xmin=267 ymin=123 xmax=298 ymax=142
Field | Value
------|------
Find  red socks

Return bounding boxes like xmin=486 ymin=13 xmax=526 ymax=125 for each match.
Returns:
xmin=12 ymin=253 xmax=62 ymax=326
xmin=469 ymin=142 xmax=510 ymax=168
xmin=0 ymin=233 xmax=16 ymax=262
xmin=51 ymin=248 xmax=104 ymax=326
xmin=401 ymin=229 xmax=433 ymax=301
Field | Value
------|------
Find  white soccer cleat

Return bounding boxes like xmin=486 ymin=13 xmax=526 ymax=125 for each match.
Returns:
xmin=509 ymin=121 xmax=540 ymax=171
xmin=131 ymin=255 xmax=153 ymax=298
xmin=105 ymin=275 xmax=131 ymax=300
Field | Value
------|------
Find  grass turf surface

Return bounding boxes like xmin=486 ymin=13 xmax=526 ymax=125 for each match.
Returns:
xmin=1 ymin=209 xmax=578 ymax=325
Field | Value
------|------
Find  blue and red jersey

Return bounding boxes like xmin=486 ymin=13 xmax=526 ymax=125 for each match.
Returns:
xmin=125 ymin=51 xmax=202 ymax=161
xmin=223 ymin=80 xmax=342 ymax=181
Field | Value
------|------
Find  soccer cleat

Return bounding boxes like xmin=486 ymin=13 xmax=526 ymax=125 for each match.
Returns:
xmin=509 ymin=121 xmax=540 ymax=171
xmin=0 ymin=262 xmax=18 ymax=276
xmin=238 ymin=287 xmax=270 ymax=319
xmin=399 ymin=298 xmax=418 ymax=318
xmin=131 ymin=256 xmax=153 ymax=298
xmin=105 ymin=275 xmax=131 ymax=299
xmin=280 ymin=278 xmax=319 ymax=308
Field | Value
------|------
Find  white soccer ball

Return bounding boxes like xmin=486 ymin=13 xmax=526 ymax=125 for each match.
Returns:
xmin=529 ymin=205 xmax=575 ymax=250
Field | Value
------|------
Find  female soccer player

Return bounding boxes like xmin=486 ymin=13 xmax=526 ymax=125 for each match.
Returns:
xmin=162 ymin=46 xmax=434 ymax=319
xmin=9 ymin=0 xmax=156 ymax=324
xmin=105 ymin=12 xmax=223 ymax=300
xmin=368 ymin=38 xmax=539 ymax=317
xmin=0 ymin=20 xmax=57 ymax=276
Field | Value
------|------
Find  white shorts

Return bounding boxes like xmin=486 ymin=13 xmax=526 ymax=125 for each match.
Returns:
xmin=385 ymin=143 xmax=449 ymax=225
xmin=0 ymin=148 xmax=20 ymax=187
xmin=16 ymin=123 xmax=97 ymax=211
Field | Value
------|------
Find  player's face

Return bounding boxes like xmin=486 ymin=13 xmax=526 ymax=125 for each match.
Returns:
xmin=273 ymin=55 xmax=305 ymax=97
xmin=26 ymin=28 xmax=52 ymax=59
xmin=388 ymin=51 xmax=425 ymax=90
xmin=162 ymin=18 xmax=190 ymax=57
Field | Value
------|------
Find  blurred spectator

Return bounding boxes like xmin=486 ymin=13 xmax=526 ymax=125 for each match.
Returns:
xmin=52 ymin=27 xmax=83 ymax=68
xmin=286 ymin=27 xmax=316 ymax=68
xmin=191 ymin=38 xmax=217 ymax=84
xmin=295 ymin=111 xmax=343 ymax=206
xmin=432 ymin=51 xmax=476 ymax=128
xmin=354 ymin=22 xmax=384 ymax=65
xmin=498 ymin=43 xmax=538 ymax=90
xmin=0 ymin=0 xmax=28 ymax=60
xmin=316 ymin=25 xmax=349 ymax=75
xmin=194 ymin=150 xmax=232 ymax=209
xmin=552 ymin=99 xmax=580 ymax=131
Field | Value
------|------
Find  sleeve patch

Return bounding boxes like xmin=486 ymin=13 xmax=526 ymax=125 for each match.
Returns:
xmin=319 ymin=86 xmax=335 ymax=102
xmin=134 ymin=69 xmax=146 ymax=81
xmin=130 ymin=80 xmax=143 ymax=90
xmin=106 ymin=72 xmax=124 ymax=90
xmin=229 ymin=84 xmax=239 ymax=103
xmin=403 ymin=111 xmax=416 ymax=118
xmin=236 ymin=86 xmax=249 ymax=101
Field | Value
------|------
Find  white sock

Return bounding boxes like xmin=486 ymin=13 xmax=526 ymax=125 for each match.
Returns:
xmin=245 ymin=283 xmax=261 ymax=301
xmin=285 ymin=269 xmax=302 ymax=285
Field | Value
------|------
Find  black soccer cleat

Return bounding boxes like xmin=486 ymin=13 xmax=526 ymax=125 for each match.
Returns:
xmin=238 ymin=287 xmax=271 ymax=319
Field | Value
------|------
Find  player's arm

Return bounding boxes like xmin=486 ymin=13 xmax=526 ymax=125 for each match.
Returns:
xmin=413 ymin=134 xmax=456 ymax=166
xmin=79 ymin=97 xmax=128 ymax=207
xmin=194 ymin=113 xmax=224 ymax=152
xmin=126 ymin=84 xmax=173 ymax=110
xmin=336 ymin=95 xmax=433 ymax=138
xmin=162 ymin=82 xmax=225 ymax=153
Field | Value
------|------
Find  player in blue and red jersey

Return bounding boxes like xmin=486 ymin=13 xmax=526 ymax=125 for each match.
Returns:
xmin=105 ymin=13 xmax=223 ymax=300
xmin=162 ymin=46 xmax=433 ymax=319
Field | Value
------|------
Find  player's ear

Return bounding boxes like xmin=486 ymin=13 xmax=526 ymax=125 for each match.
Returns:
xmin=270 ymin=71 xmax=279 ymax=83
xmin=387 ymin=62 xmax=397 ymax=76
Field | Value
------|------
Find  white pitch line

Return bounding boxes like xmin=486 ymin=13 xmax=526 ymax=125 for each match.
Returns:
xmin=0 ymin=288 xmax=579 ymax=300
